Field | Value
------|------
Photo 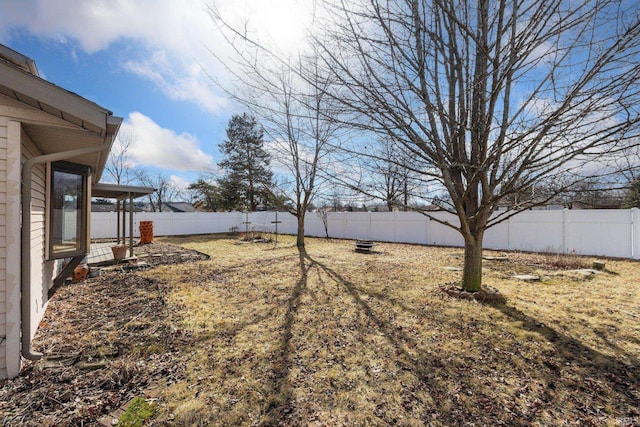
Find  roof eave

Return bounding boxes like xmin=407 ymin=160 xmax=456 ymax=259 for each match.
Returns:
xmin=0 ymin=50 xmax=124 ymax=181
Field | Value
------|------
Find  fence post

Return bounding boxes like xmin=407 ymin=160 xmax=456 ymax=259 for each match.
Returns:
xmin=632 ymin=208 xmax=639 ymax=260
xmin=562 ymin=208 xmax=568 ymax=253
xmin=344 ymin=213 xmax=349 ymax=239
xmin=506 ymin=214 xmax=511 ymax=251
xmin=394 ymin=211 xmax=398 ymax=242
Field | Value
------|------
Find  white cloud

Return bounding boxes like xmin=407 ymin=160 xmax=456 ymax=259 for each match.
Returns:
xmin=123 ymin=51 xmax=228 ymax=113
xmin=121 ymin=112 xmax=214 ymax=172
xmin=264 ymin=137 xmax=318 ymax=177
xmin=1 ymin=0 xmax=213 ymax=53
xmin=214 ymin=0 xmax=315 ymax=54
xmin=0 ymin=0 xmax=319 ymax=113
xmin=169 ymin=175 xmax=191 ymax=192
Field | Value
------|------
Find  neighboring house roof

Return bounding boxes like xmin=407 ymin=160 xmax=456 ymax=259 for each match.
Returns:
xmin=91 ymin=203 xmax=146 ymax=213
xmin=0 ymin=44 xmax=122 ymax=182
xmin=91 ymin=204 xmax=117 ymax=213
xmin=163 ymin=202 xmax=198 ymax=212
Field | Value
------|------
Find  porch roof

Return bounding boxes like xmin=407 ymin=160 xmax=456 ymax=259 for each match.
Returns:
xmin=92 ymin=183 xmax=156 ymax=200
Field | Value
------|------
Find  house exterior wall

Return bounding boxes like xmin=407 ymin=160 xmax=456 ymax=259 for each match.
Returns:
xmin=0 ymin=94 xmax=72 ymax=379
xmin=21 ymin=129 xmax=53 ymax=344
xmin=4 ymin=121 xmax=21 ymax=379
xmin=0 ymin=117 xmax=24 ymax=380
xmin=0 ymin=116 xmax=7 ymax=378
xmin=0 ymin=47 xmax=120 ymax=377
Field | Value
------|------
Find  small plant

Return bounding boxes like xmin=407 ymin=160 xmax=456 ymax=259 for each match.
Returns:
xmin=117 ymin=397 xmax=155 ymax=427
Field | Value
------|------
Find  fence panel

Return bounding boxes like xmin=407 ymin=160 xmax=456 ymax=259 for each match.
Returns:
xmin=91 ymin=212 xmax=116 ymax=239
xmin=90 ymin=209 xmax=639 ymax=259
xmin=508 ymin=211 xmax=565 ymax=253
xmin=565 ymin=210 xmax=631 ymax=257
xmin=394 ymin=212 xmax=429 ymax=244
xmin=633 ymin=209 xmax=640 ymax=259
xmin=483 ymin=220 xmax=510 ymax=251
xmin=370 ymin=212 xmax=397 ymax=242
xmin=327 ymin=213 xmax=348 ymax=239
xmin=427 ymin=212 xmax=465 ymax=247
xmin=304 ymin=214 xmax=329 ymax=237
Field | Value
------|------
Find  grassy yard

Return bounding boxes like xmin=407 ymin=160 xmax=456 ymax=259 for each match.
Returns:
xmin=144 ymin=234 xmax=639 ymax=426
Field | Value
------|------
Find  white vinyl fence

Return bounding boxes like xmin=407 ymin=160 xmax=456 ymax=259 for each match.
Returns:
xmin=91 ymin=209 xmax=640 ymax=259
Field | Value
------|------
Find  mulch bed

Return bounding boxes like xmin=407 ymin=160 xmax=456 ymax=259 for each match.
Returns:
xmin=0 ymin=242 xmax=207 ymax=427
xmin=439 ymin=282 xmax=506 ymax=304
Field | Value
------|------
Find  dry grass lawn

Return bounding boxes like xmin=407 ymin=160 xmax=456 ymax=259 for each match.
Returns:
xmin=144 ymin=234 xmax=640 ymax=426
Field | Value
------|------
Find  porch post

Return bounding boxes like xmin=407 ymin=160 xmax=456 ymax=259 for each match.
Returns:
xmin=116 ymin=199 xmax=121 ymax=244
xmin=129 ymin=192 xmax=134 ymax=257
xmin=121 ymin=197 xmax=126 ymax=247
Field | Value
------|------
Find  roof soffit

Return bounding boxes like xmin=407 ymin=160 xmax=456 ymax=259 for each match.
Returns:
xmin=0 ymin=60 xmax=112 ymax=132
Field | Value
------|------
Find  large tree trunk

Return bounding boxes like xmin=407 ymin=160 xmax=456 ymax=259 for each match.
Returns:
xmin=296 ymin=212 xmax=305 ymax=249
xmin=461 ymin=232 xmax=484 ymax=292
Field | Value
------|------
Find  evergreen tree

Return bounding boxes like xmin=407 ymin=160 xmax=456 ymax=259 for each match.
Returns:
xmin=624 ymin=177 xmax=640 ymax=208
xmin=187 ymin=179 xmax=221 ymax=211
xmin=217 ymin=114 xmax=274 ymax=211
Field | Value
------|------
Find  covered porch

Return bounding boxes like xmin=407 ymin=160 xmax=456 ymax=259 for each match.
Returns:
xmin=91 ymin=182 xmax=156 ymax=260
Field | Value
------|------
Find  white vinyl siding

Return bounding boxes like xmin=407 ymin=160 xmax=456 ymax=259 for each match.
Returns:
xmin=21 ymin=130 xmax=52 ymax=342
xmin=0 ymin=94 xmax=96 ymax=379
xmin=0 ymin=117 xmax=7 ymax=377
xmin=2 ymin=120 xmax=21 ymax=379
xmin=0 ymin=64 xmax=117 ymax=378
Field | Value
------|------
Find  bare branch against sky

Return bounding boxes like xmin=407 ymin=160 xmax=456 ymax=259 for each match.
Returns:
xmin=314 ymin=0 xmax=640 ymax=290
xmin=207 ymin=2 xmax=344 ymax=250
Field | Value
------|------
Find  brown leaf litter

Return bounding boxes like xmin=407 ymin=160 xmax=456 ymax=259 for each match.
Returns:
xmin=0 ymin=242 xmax=208 ymax=427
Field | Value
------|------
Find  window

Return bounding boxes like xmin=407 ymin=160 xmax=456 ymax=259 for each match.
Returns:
xmin=48 ymin=161 xmax=90 ymax=259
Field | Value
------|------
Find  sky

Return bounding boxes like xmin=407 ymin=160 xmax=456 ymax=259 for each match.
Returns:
xmin=0 ymin=0 xmax=314 ymax=191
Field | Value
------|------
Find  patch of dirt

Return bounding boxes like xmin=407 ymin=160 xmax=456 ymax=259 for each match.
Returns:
xmin=506 ymin=251 xmax=591 ymax=271
xmin=107 ymin=241 xmax=210 ymax=268
xmin=235 ymin=234 xmax=274 ymax=244
xmin=0 ymin=242 xmax=205 ymax=427
xmin=439 ymin=282 xmax=506 ymax=303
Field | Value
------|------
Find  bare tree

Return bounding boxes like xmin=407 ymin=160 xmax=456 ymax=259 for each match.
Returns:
xmin=208 ymin=8 xmax=341 ymax=251
xmin=264 ymin=58 xmax=342 ymax=250
xmin=615 ymin=145 xmax=640 ymax=207
xmin=316 ymin=0 xmax=640 ymax=291
xmin=355 ymin=137 xmax=425 ymax=211
xmin=315 ymin=207 xmax=331 ymax=238
xmin=105 ymin=129 xmax=135 ymax=185
xmin=624 ymin=177 xmax=640 ymax=208
xmin=135 ymin=170 xmax=180 ymax=212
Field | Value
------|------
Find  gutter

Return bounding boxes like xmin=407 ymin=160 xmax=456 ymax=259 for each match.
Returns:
xmin=21 ymin=145 xmax=110 ymax=360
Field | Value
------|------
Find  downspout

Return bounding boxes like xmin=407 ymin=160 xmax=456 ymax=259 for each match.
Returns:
xmin=21 ymin=145 xmax=109 ymax=360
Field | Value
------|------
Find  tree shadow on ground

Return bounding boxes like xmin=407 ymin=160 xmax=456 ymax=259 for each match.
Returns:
xmin=213 ymin=254 xmax=300 ymax=275
xmin=492 ymin=303 xmax=640 ymax=418
xmin=306 ymin=254 xmax=640 ymax=425
xmin=261 ymin=249 xmax=314 ymax=425
xmin=307 ymin=255 xmax=458 ymax=422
